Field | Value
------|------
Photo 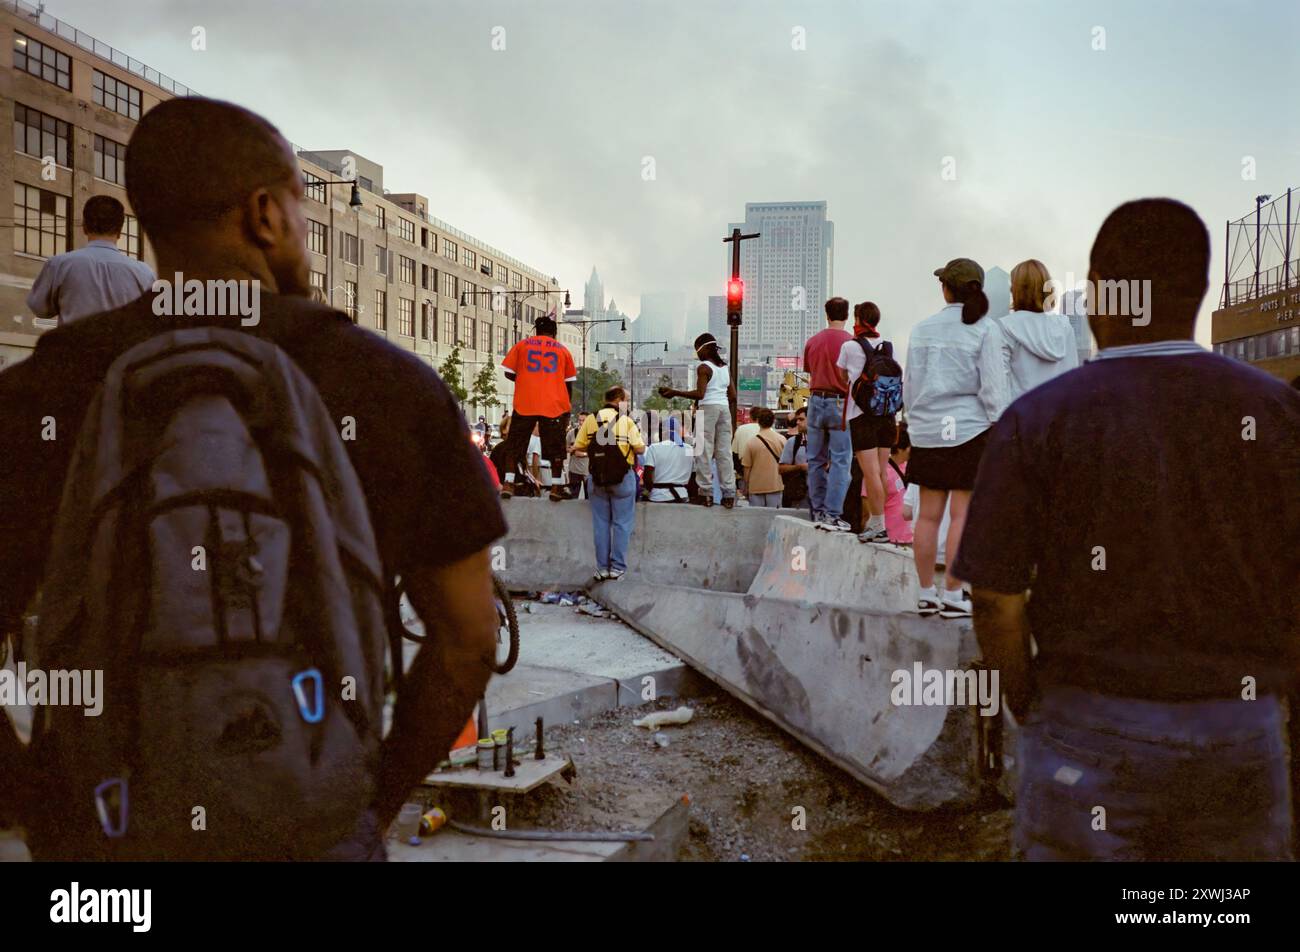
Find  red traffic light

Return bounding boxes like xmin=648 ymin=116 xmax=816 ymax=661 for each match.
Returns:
xmin=726 ymin=278 xmax=744 ymax=307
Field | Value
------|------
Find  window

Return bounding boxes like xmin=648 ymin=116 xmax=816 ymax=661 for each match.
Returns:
xmin=462 ymin=247 xmax=476 ymax=271
xmin=442 ymin=237 xmax=457 ymax=260
xmin=376 ymin=206 xmax=386 ymax=230
xmin=496 ymin=325 xmax=507 ymax=355
xmin=303 ymin=172 xmax=327 ymax=205
xmin=481 ymin=257 xmax=493 ymax=277
xmin=463 ymin=280 xmax=476 ymax=306
xmin=307 ymin=219 xmax=328 ymax=255
xmin=399 ymin=255 xmax=415 ymax=285
xmin=358 ymin=175 xmax=374 ymax=192
xmin=421 ymin=264 xmax=432 ymax=291
xmin=340 ymin=233 xmax=361 ymax=265
xmin=512 ymin=270 xmax=523 ymax=290
xmin=496 ymin=261 xmax=509 ymax=282
xmin=421 ymin=301 xmax=432 ymax=340
xmin=462 ymin=316 xmax=475 ymax=347
xmin=398 ymin=298 xmax=414 ymax=337
xmin=375 ymin=289 xmax=387 ymax=330
xmin=375 ymin=246 xmax=394 ymax=279
xmin=344 ymin=280 xmax=358 ymax=321
xmin=14 ymin=104 xmax=70 ymax=166
xmin=480 ymin=322 xmax=491 ymax=353
xmin=13 ymin=183 xmax=69 ymax=258
xmin=117 ymin=214 xmax=141 ymax=260
xmin=92 ymin=135 xmax=127 ymax=185
xmin=309 ymin=270 xmax=326 ymax=293
xmin=421 ymin=227 xmax=430 ymax=250
xmin=442 ymin=310 xmax=455 ymax=344
xmin=14 ymin=33 xmax=70 ymax=90
xmin=92 ymin=70 xmax=141 ymax=120
xmin=397 ymin=218 xmax=415 ymax=243
xmin=441 ymin=271 xmax=457 ymax=300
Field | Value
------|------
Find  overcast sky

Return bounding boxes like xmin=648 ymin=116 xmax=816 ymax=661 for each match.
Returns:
xmin=46 ymin=0 xmax=1300 ymax=349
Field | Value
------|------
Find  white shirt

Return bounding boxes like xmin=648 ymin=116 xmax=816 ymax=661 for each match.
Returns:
xmin=903 ymin=303 xmax=1009 ymax=448
xmin=643 ymin=440 xmax=693 ymax=501
xmin=835 ymin=337 xmax=888 ymax=422
xmin=697 ymin=360 xmax=730 ymax=406
xmin=986 ymin=309 xmax=1080 ymax=413
xmin=731 ymin=422 xmax=759 ymax=456
xmin=26 ymin=239 xmax=155 ymax=325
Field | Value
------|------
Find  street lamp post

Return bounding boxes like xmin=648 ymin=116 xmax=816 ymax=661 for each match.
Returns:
xmin=563 ymin=312 xmax=627 ymax=410
xmin=595 ymin=339 xmax=669 ymax=410
xmin=316 ymin=177 xmax=364 ymax=312
xmin=460 ymin=287 xmax=572 ymax=348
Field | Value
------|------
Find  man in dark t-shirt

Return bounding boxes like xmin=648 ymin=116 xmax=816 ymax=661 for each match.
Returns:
xmin=956 ymin=199 xmax=1300 ymax=860
xmin=0 ymin=98 xmax=504 ymax=860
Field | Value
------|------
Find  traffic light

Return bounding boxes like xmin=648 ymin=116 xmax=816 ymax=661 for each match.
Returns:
xmin=726 ymin=277 xmax=744 ymax=326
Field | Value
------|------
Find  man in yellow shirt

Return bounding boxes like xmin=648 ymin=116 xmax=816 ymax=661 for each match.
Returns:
xmin=574 ymin=386 xmax=646 ymax=580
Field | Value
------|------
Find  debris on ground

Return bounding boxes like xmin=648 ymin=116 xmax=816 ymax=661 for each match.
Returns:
xmin=499 ymin=690 xmax=1011 ymax=862
xmin=521 ymin=591 xmax=617 ymax=619
xmin=632 ymin=705 xmax=695 ymax=730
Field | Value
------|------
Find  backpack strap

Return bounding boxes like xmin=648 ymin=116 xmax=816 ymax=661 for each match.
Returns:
xmin=755 ymin=434 xmax=783 ymax=464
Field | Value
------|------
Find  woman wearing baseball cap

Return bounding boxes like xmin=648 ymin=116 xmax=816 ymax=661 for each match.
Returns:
xmin=903 ymin=258 xmax=1010 ymax=619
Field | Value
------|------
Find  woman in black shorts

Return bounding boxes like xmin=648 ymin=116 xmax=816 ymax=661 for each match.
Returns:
xmin=902 ymin=258 xmax=1010 ymax=618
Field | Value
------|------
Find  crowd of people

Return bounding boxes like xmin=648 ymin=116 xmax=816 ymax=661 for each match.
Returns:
xmin=2 ymin=93 xmax=1296 ymax=864
xmin=487 ymin=200 xmax=1300 ymax=862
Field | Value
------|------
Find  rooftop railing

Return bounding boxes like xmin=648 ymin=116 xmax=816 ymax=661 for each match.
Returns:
xmin=5 ymin=0 xmax=194 ymax=96
xmin=4 ymin=0 xmax=555 ymax=288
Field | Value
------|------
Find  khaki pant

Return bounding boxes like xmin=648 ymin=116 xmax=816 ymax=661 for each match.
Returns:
xmin=693 ymin=403 xmax=736 ymax=497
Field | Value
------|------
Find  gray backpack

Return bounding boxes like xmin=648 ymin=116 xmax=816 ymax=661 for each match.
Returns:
xmin=29 ymin=327 xmax=389 ymax=860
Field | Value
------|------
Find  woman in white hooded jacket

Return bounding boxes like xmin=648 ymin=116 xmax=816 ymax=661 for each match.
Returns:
xmin=985 ymin=259 xmax=1080 ymax=413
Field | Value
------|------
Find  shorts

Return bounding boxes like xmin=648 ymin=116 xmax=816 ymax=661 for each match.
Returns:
xmin=850 ymin=413 xmax=897 ymax=452
xmin=504 ymin=413 xmax=568 ymax=462
xmin=906 ymin=429 xmax=990 ymax=492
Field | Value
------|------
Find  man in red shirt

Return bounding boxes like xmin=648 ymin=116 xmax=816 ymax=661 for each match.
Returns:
xmin=499 ymin=314 xmax=577 ymax=501
xmin=801 ymin=297 xmax=853 ymax=531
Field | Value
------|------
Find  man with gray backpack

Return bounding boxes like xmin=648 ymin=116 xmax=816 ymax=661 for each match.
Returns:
xmin=836 ymin=302 xmax=903 ymax=543
xmin=0 ymin=98 xmax=503 ymax=860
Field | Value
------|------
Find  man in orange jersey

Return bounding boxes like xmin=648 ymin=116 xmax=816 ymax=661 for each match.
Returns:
xmin=498 ymin=313 xmax=578 ymax=501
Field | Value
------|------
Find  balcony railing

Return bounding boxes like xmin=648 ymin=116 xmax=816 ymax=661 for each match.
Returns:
xmin=1221 ymin=256 xmax=1300 ymax=308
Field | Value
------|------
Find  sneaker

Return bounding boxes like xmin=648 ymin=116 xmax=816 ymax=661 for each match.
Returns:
xmin=696 ymin=496 xmax=713 ymax=508
xmin=499 ymin=482 xmax=514 ymax=500
xmin=916 ymin=593 xmax=942 ymax=616
xmin=606 ymin=570 xmax=625 ymax=581
xmin=857 ymin=526 xmax=890 ymax=544
xmin=816 ymin=516 xmax=852 ymax=533
xmin=721 ymin=497 xmax=735 ymax=510
xmin=548 ymin=488 xmax=566 ymax=502
xmin=592 ymin=570 xmax=609 ymax=582
xmin=939 ymin=590 xmax=973 ymax=619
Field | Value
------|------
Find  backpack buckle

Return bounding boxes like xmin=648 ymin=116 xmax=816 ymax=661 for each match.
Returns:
xmin=292 ymin=668 xmax=324 ymax=724
xmin=93 ymin=778 xmax=129 ymax=838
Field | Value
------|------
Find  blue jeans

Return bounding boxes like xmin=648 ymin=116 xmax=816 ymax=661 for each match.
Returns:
xmin=588 ymin=469 xmax=637 ymax=573
xmin=805 ymin=394 xmax=851 ymax=518
xmin=1016 ymin=686 xmax=1293 ymax=861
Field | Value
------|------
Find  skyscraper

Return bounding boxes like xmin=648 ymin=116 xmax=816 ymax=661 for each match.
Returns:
xmin=1062 ymin=289 xmax=1093 ymax=365
xmin=726 ymin=202 xmax=834 ymax=359
xmin=637 ymin=291 xmax=687 ymax=347
xmin=708 ymin=295 xmax=727 ymax=345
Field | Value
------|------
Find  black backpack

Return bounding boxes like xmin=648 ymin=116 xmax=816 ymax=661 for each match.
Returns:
xmin=850 ymin=338 xmax=904 ymax=417
xmin=589 ymin=408 xmax=631 ymax=487
xmin=28 ymin=327 xmax=388 ymax=860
